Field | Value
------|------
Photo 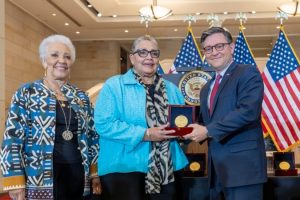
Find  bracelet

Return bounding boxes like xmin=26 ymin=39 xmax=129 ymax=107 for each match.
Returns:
xmin=146 ymin=129 xmax=150 ymax=137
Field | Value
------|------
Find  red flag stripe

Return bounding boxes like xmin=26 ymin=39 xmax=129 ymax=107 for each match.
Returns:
xmin=276 ymin=76 xmax=300 ymax=135
xmin=264 ymin=70 xmax=300 ymax=133
xmin=285 ymin=74 xmax=300 ymax=109
xmin=262 ymin=71 xmax=296 ymax=145
xmin=288 ymin=68 xmax=300 ymax=102
xmin=263 ymin=80 xmax=298 ymax=144
xmin=263 ymin=74 xmax=296 ymax=139
xmin=262 ymin=92 xmax=292 ymax=148
xmin=262 ymin=108 xmax=286 ymax=150
xmin=281 ymin=73 xmax=300 ymax=119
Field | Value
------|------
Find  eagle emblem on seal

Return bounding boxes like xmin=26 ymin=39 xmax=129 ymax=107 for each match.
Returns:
xmin=179 ymin=70 xmax=212 ymax=105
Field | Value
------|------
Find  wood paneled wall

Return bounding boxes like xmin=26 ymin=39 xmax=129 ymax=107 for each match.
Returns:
xmin=71 ymin=41 xmax=120 ymax=91
xmin=5 ymin=1 xmax=55 ymax=109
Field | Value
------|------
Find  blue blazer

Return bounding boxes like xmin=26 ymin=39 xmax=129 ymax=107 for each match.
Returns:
xmin=200 ymin=62 xmax=267 ymax=188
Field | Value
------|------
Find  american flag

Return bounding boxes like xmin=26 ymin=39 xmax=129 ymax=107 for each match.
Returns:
xmin=233 ymin=28 xmax=271 ymax=137
xmin=157 ymin=63 xmax=165 ymax=75
xmin=261 ymin=27 xmax=300 ymax=151
xmin=169 ymin=28 xmax=203 ymax=73
xmin=233 ymin=28 xmax=256 ymax=66
xmin=202 ymin=57 xmax=212 ymax=69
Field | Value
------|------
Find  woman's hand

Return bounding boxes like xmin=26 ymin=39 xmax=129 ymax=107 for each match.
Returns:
xmin=144 ymin=123 xmax=177 ymax=141
xmin=9 ymin=188 xmax=25 ymax=200
xmin=91 ymin=176 xmax=102 ymax=195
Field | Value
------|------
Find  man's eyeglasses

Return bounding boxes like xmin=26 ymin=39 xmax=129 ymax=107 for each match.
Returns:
xmin=132 ymin=49 xmax=160 ymax=58
xmin=202 ymin=43 xmax=230 ymax=54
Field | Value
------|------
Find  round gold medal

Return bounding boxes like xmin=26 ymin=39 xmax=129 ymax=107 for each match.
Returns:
xmin=189 ymin=162 xmax=201 ymax=172
xmin=279 ymin=161 xmax=290 ymax=170
xmin=174 ymin=115 xmax=188 ymax=127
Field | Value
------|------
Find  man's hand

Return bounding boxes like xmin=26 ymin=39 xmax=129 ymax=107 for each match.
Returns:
xmin=183 ymin=124 xmax=208 ymax=142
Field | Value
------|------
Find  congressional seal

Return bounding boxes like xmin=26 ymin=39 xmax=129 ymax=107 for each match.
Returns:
xmin=179 ymin=70 xmax=212 ymax=105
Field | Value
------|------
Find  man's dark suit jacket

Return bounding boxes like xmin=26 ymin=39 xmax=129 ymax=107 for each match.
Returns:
xmin=200 ymin=62 xmax=267 ymax=188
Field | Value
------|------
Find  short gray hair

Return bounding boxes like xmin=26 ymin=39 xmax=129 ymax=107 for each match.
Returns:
xmin=131 ymin=35 xmax=159 ymax=52
xmin=39 ymin=34 xmax=76 ymax=64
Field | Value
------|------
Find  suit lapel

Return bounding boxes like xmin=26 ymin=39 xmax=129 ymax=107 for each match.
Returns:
xmin=202 ymin=78 xmax=213 ymax=119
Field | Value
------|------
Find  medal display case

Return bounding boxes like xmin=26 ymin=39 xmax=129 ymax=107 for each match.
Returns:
xmin=165 ymin=104 xmax=195 ymax=136
xmin=183 ymin=153 xmax=206 ymax=177
xmin=273 ymin=152 xmax=298 ymax=176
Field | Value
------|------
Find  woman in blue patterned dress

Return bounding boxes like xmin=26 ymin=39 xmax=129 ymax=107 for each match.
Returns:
xmin=0 ymin=35 xmax=101 ymax=200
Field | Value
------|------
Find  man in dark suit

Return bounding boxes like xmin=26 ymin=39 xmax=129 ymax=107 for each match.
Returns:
xmin=184 ymin=27 xmax=267 ymax=200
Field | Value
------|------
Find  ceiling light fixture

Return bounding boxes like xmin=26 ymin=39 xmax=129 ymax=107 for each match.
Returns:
xmin=139 ymin=0 xmax=172 ymax=20
xmin=278 ymin=0 xmax=300 ymax=16
xmin=81 ymin=0 xmax=101 ymax=18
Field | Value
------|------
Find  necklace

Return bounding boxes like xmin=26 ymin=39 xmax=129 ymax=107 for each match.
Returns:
xmin=43 ymin=78 xmax=67 ymax=103
xmin=58 ymin=100 xmax=66 ymax=107
xmin=57 ymin=100 xmax=73 ymax=141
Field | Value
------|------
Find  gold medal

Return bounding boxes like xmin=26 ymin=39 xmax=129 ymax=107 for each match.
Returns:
xmin=189 ymin=162 xmax=201 ymax=172
xmin=175 ymin=115 xmax=188 ymax=127
xmin=279 ymin=161 xmax=290 ymax=170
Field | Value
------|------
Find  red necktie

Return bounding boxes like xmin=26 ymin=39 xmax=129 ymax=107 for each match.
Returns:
xmin=209 ymin=74 xmax=222 ymax=115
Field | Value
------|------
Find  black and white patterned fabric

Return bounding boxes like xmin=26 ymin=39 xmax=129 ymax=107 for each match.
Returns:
xmin=133 ymin=69 xmax=175 ymax=194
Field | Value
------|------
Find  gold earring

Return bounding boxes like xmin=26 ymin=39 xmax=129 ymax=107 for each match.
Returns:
xmin=44 ymin=68 xmax=47 ymax=77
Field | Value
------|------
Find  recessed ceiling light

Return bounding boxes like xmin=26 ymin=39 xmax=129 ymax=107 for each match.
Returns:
xmin=251 ymin=11 xmax=256 ymax=14
xmin=276 ymin=25 xmax=280 ymax=29
xmin=97 ymin=13 xmax=102 ymax=17
xmin=76 ymin=31 xmax=80 ymax=34
xmin=124 ymin=30 xmax=129 ymax=33
xmin=52 ymin=13 xmax=56 ymax=16
xmin=65 ymin=22 xmax=69 ymax=26
xmin=112 ymin=14 xmax=117 ymax=18
xmin=223 ymin=11 xmax=228 ymax=15
xmin=195 ymin=12 xmax=201 ymax=15
xmin=174 ymin=28 xmax=178 ymax=32
xmin=267 ymin=53 xmax=270 ymax=57
xmin=87 ymin=4 xmax=92 ymax=8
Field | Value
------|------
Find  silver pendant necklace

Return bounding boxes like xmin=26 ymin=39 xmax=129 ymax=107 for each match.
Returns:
xmin=58 ymin=100 xmax=73 ymax=141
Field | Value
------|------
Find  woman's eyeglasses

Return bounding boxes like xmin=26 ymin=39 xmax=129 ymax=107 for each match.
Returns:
xmin=132 ymin=49 xmax=160 ymax=58
xmin=202 ymin=43 xmax=230 ymax=54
